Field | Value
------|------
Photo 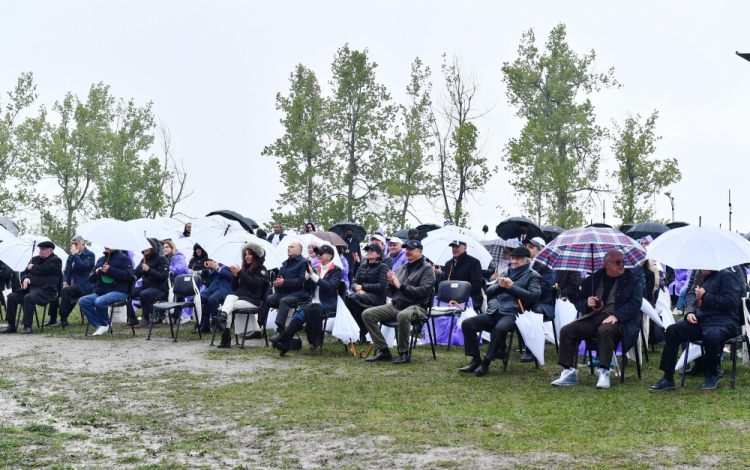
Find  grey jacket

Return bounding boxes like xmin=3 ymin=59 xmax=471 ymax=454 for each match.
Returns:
xmin=485 ymin=263 xmax=541 ymax=316
xmin=387 ymin=256 xmax=436 ymax=309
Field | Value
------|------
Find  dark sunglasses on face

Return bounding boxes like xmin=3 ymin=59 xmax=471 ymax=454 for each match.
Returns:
xmin=607 ymin=260 xmax=625 ymax=266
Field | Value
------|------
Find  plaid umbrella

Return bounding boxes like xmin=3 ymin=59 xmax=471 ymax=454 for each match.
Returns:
xmin=480 ymin=238 xmax=520 ymax=266
xmin=534 ymin=227 xmax=647 ymax=273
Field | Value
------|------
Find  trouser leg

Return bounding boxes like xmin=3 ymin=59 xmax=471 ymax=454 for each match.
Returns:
xmin=461 ymin=313 xmax=500 ymax=358
xmin=596 ymin=322 xmax=622 ymax=369
xmin=53 ymin=285 xmax=83 ymax=322
xmin=138 ymin=287 xmax=165 ymax=319
xmin=259 ymin=292 xmax=281 ymax=327
xmin=557 ymin=312 xmax=608 ymax=368
xmin=485 ymin=315 xmax=517 ymax=361
xmin=275 ymin=295 xmax=305 ymax=329
xmin=396 ymin=305 xmax=426 ymax=354
xmin=702 ymin=326 xmax=736 ymax=376
xmin=659 ymin=320 xmax=702 ymax=380
xmin=362 ymin=304 xmax=399 ymax=352
xmin=22 ymin=295 xmax=38 ymax=328
xmin=5 ymin=291 xmax=26 ymax=325
xmin=78 ymin=294 xmax=100 ymax=327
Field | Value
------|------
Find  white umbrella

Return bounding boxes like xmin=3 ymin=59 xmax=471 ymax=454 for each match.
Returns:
xmin=421 ymin=233 xmax=493 ymax=269
xmin=641 ymin=299 xmax=665 ymax=329
xmin=675 ymin=343 xmax=702 ymax=371
xmin=0 ymin=235 xmax=57 ymax=271
xmin=126 ymin=217 xmax=182 ymax=241
xmin=189 ymin=216 xmax=246 ymax=246
xmin=0 ymin=224 xmax=17 ymax=244
xmin=424 ymin=225 xmax=484 ymax=242
xmin=201 ymin=233 xmax=283 ymax=270
xmin=277 ymin=234 xmax=344 ymax=268
xmin=77 ymin=218 xmax=118 ymax=238
xmin=647 ymin=225 xmax=750 ymax=270
xmin=515 ymin=311 xmax=546 ymax=365
xmin=332 ymin=296 xmax=361 ymax=344
xmin=77 ymin=219 xmax=151 ymax=253
xmin=174 ymin=236 xmax=197 ymax=254
xmin=553 ymin=298 xmax=578 ymax=343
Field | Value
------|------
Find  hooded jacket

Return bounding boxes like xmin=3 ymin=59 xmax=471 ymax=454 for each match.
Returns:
xmin=485 ymin=263 xmax=541 ymax=316
xmin=230 ymin=242 xmax=269 ymax=306
xmin=167 ymin=250 xmax=189 ymax=276
xmin=22 ymin=252 xmax=63 ymax=294
xmin=63 ymin=246 xmax=95 ymax=295
xmin=188 ymin=244 xmax=208 ymax=271
xmin=134 ymin=238 xmax=170 ymax=291
xmin=90 ymin=250 xmax=135 ymax=296
xmin=387 ymin=256 xmax=436 ymax=310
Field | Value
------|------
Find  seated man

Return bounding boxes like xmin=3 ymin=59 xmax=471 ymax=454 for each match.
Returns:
xmin=552 ymin=250 xmax=642 ymax=389
xmin=362 ymin=240 xmax=435 ymax=364
xmin=262 ymin=241 xmax=308 ymax=342
xmin=459 ymin=246 xmax=541 ymax=376
xmin=79 ymin=248 xmax=135 ymax=336
xmin=272 ymin=244 xmax=342 ymax=356
xmin=196 ymin=259 xmax=233 ymax=333
xmin=434 ymin=240 xmax=484 ymax=311
xmin=650 ymin=267 xmax=741 ymax=392
xmin=386 ymin=237 xmax=407 ymax=272
xmin=133 ymin=238 xmax=171 ymax=328
xmin=46 ymin=235 xmax=96 ymax=327
xmin=1 ymin=241 xmax=62 ymax=334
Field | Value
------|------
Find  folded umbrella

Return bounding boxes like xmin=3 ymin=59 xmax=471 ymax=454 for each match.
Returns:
xmin=675 ymin=343 xmax=702 ymax=371
xmin=515 ymin=311 xmax=545 ymax=366
xmin=332 ymin=296 xmax=361 ymax=345
xmin=641 ymin=299 xmax=665 ymax=329
xmin=646 ymin=225 xmax=750 ymax=270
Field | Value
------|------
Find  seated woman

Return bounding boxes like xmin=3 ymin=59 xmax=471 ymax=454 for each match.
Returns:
xmin=214 ymin=243 xmax=268 ymax=348
xmin=162 ymin=240 xmax=189 ymax=277
xmin=272 ymin=244 xmax=342 ymax=356
xmin=133 ymin=238 xmax=170 ymax=328
xmin=344 ymin=243 xmax=388 ymax=344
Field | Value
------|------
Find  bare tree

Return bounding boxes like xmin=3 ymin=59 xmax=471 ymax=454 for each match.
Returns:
xmin=157 ymin=120 xmax=194 ymax=219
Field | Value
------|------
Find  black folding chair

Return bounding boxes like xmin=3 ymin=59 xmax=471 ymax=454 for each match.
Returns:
xmin=149 ymin=273 xmax=202 ymax=341
xmin=425 ymin=281 xmax=471 ymax=353
xmin=84 ymin=276 xmax=138 ymax=336
xmin=210 ymin=279 xmax=272 ymax=349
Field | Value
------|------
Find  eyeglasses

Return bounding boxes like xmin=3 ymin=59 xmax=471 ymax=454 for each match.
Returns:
xmin=606 ymin=260 xmax=625 ymax=266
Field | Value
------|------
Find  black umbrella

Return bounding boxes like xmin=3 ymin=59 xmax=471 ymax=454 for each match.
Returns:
xmin=541 ymin=225 xmax=565 ymax=242
xmin=619 ymin=224 xmax=633 ymax=234
xmin=495 ymin=216 xmax=544 ymax=241
xmin=666 ymin=221 xmax=690 ymax=230
xmin=392 ymin=228 xmax=410 ymax=240
xmin=206 ymin=210 xmax=259 ymax=231
xmin=626 ymin=222 xmax=670 ymax=241
xmin=416 ymin=223 xmax=440 ymax=240
xmin=328 ymin=221 xmax=366 ymax=242
xmin=586 ymin=223 xmax=612 ymax=229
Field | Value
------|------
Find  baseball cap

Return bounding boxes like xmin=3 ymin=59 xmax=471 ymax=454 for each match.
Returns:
xmin=405 ymin=239 xmax=423 ymax=250
xmin=448 ymin=240 xmax=467 ymax=247
xmin=363 ymin=243 xmax=383 ymax=254
xmin=313 ymin=244 xmax=335 ymax=257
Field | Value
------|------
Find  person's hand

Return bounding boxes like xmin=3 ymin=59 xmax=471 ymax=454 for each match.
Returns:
xmin=602 ymin=315 xmax=618 ymax=324
xmin=352 ymin=253 xmax=360 ymax=264
xmin=274 ymin=276 xmax=284 ymax=287
xmin=695 ymin=286 xmax=705 ymax=301
xmin=22 ymin=278 xmax=30 ymax=289
xmin=230 ymin=265 xmax=240 ymax=275
xmin=587 ymin=296 xmax=599 ymax=308
xmin=387 ymin=270 xmax=401 ymax=289
xmin=69 ymin=244 xmax=78 ymax=255
xmin=62 ymin=282 xmax=68 ymax=288
xmin=102 ymin=264 xmax=110 ymax=274
xmin=686 ymin=313 xmax=698 ymax=324
xmin=141 ymin=262 xmax=149 ymax=272
xmin=499 ymin=277 xmax=513 ymax=289
xmin=353 ymin=284 xmax=361 ymax=292
xmin=357 ymin=290 xmax=366 ymax=295
xmin=307 ymin=263 xmax=314 ymax=274
xmin=491 ymin=272 xmax=499 ymax=281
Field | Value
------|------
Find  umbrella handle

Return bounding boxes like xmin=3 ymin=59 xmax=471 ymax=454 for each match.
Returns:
xmin=359 ymin=344 xmax=375 ymax=358
xmin=448 ymin=300 xmax=465 ymax=312
xmin=517 ymin=299 xmax=525 ymax=314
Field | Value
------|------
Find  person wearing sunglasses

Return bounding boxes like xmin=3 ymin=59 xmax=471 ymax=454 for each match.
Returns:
xmin=552 ymin=250 xmax=643 ymax=389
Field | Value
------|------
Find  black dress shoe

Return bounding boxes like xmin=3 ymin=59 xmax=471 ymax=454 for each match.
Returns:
xmin=520 ymin=351 xmax=535 ymax=362
xmin=684 ymin=364 xmax=703 ymax=376
xmin=459 ymin=358 xmax=482 ymax=373
xmin=393 ymin=353 xmax=411 ymax=364
xmin=474 ymin=358 xmax=491 ymax=376
xmin=52 ymin=321 xmax=68 ymax=328
xmin=242 ymin=331 xmax=262 ymax=340
xmin=44 ymin=320 xmax=57 ymax=327
xmin=19 ymin=327 xmax=33 ymax=334
xmin=648 ymin=378 xmax=676 ymax=392
xmin=269 ymin=331 xmax=284 ymax=344
xmin=365 ymin=350 xmax=393 ymax=362
xmin=200 ymin=325 xmax=211 ymax=333
xmin=0 ymin=325 xmax=17 ymax=334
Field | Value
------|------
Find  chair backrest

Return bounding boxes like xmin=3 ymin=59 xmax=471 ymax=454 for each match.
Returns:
xmin=436 ymin=280 xmax=472 ymax=306
xmin=173 ymin=273 xmax=202 ymax=297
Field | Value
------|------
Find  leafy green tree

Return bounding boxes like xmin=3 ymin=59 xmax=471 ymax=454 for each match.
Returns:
xmin=502 ymin=24 xmax=619 ymax=228
xmin=383 ymin=57 xmax=435 ymax=233
xmin=610 ymin=111 xmax=680 ymax=223
xmin=263 ymin=65 xmax=328 ymax=231
xmin=326 ymin=45 xmax=395 ymax=232
xmin=0 ymin=72 xmax=42 ymax=216
xmin=433 ymin=54 xmax=494 ymax=226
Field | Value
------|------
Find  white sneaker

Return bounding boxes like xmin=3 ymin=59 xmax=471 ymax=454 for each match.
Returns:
xmin=551 ymin=368 xmax=578 ymax=386
xmin=596 ymin=369 xmax=611 ymax=389
xmin=92 ymin=325 xmax=109 ymax=336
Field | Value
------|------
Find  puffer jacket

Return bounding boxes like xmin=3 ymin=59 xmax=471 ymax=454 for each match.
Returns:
xmin=188 ymin=244 xmax=208 ymax=271
xmin=350 ymin=259 xmax=389 ymax=307
xmin=168 ymin=250 xmax=189 ymax=276
xmin=202 ymin=264 xmax=234 ymax=299
xmin=90 ymin=250 xmax=135 ymax=296
xmin=231 ymin=243 xmax=269 ymax=306
xmin=134 ymin=238 xmax=170 ymax=291
xmin=485 ymin=263 xmax=541 ymax=316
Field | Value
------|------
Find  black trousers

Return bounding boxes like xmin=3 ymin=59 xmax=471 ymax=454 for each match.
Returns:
xmin=557 ymin=311 xmax=621 ymax=369
xmin=462 ymin=313 xmax=516 ymax=361
xmin=133 ymin=286 xmax=166 ymax=319
xmin=659 ymin=320 xmax=738 ymax=380
xmin=261 ymin=292 xmax=308 ymax=330
xmin=6 ymin=288 xmax=58 ymax=328
xmin=48 ymin=284 xmax=86 ymax=322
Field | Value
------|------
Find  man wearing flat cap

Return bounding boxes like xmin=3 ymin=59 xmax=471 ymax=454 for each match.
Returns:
xmin=459 ymin=246 xmax=541 ymax=376
xmin=362 ymin=239 xmax=436 ymax=364
xmin=434 ymin=240 xmax=484 ymax=311
xmin=1 ymin=241 xmax=62 ymax=334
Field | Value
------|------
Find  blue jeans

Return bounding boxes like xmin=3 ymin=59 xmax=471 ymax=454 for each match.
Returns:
xmin=675 ymin=288 xmax=688 ymax=310
xmin=79 ymin=291 xmax=127 ymax=327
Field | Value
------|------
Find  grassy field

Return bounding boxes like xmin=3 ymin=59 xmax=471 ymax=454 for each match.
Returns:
xmin=1 ymin=307 xmax=749 ymax=468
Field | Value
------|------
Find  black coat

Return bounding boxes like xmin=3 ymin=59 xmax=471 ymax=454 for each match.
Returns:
xmin=307 ymin=264 xmax=343 ymax=314
xmin=21 ymin=254 xmax=63 ymax=294
xmin=0 ymin=260 xmax=14 ymax=289
xmin=188 ymin=244 xmax=208 ymax=271
xmin=440 ymin=252 xmax=484 ymax=309
xmin=134 ymin=239 xmax=170 ymax=292
xmin=349 ymin=259 xmax=389 ymax=308
xmin=485 ymin=263 xmax=541 ymax=316
xmin=686 ymin=268 xmax=741 ymax=332
xmin=643 ymin=265 xmax=656 ymax=307
xmin=556 ymin=270 xmax=582 ymax=302
xmin=231 ymin=264 xmax=268 ymax=306
xmin=90 ymin=251 xmax=135 ymax=295
xmin=63 ymin=247 xmax=96 ymax=295
xmin=532 ymin=261 xmax=555 ymax=318
xmin=343 ymin=236 xmax=362 ymax=277
xmin=277 ymin=254 xmax=308 ymax=297
xmin=576 ymin=269 xmax=642 ymax=354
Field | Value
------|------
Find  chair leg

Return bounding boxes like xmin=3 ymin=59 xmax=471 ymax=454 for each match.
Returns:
xmin=640 ymin=328 xmax=649 ymax=363
xmin=85 ymin=319 xmax=90 ymax=336
xmin=319 ymin=317 xmax=327 ymax=356
xmin=446 ymin=315 xmax=456 ymax=352
xmin=588 ymin=344 xmax=595 ymax=376
xmin=680 ymin=342 xmax=689 ymax=387
xmin=147 ymin=310 xmax=158 ymax=340
xmin=40 ymin=305 xmax=48 ymax=333
xmin=173 ymin=316 xmax=182 ymax=342
xmin=427 ymin=318 xmax=436 ymax=359
xmin=503 ymin=330 xmax=515 ymax=372
xmin=108 ymin=306 xmax=115 ymax=334
xmin=241 ymin=313 xmax=251 ymax=349
xmin=552 ymin=320 xmax=558 ymax=354
xmin=635 ymin=345 xmax=642 ymax=380
xmin=730 ymin=340 xmax=738 ymax=390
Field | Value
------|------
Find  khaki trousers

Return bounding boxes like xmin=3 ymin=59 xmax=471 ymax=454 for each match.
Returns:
xmin=362 ymin=303 xmax=427 ymax=354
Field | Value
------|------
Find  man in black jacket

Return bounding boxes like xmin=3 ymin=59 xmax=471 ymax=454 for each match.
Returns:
xmin=264 ymin=241 xmax=308 ymax=341
xmin=434 ymin=240 xmax=484 ymax=310
xmin=362 ymin=240 xmax=436 ymax=364
xmin=650 ymin=268 xmax=741 ymax=392
xmin=552 ymin=250 xmax=643 ymax=389
xmin=343 ymin=228 xmax=362 ymax=286
xmin=133 ymin=238 xmax=171 ymax=328
xmin=522 ymin=237 xmax=556 ymax=361
xmin=46 ymin=235 xmax=96 ymax=327
xmin=1 ymin=241 xmax=62 ymax=334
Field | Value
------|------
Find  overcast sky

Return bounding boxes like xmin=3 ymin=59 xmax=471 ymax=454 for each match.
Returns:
xmin=2 ymin=1 xmax=749 ymax=234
